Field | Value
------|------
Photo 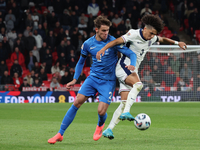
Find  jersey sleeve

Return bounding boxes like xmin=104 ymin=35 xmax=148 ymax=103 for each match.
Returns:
xmin=115 ymin=45 xmax=137 ymax=66
xmin=81 ymin=42 xmax=89 ymax=56
xmin=121 ymin=29 xmax=136 ymax=43
xmin=73 ymin=56 xmax=87 ymax=80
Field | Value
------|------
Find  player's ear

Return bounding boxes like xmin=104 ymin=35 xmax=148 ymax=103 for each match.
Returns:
xmin=95 ymin=27 xmax=98 ymax=33
xmin=143 ymin=27 xmax=147 ymax=33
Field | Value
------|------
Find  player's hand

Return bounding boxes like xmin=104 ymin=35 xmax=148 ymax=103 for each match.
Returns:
xmin=96 ymin=49 xmax=105 ymax=60
xmin=125 ymin=65 xmax=135 ymax=71
xmin=66 ymin=79 xmax=77 ymax=90
xmin=178 ymin=42 xmax=187 ymax=50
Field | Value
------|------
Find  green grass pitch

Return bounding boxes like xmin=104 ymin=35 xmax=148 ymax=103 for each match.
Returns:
xmin=0 ymin=102 xmax=200 ymax=150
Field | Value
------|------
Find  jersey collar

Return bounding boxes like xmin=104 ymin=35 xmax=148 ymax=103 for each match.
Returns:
xmin=139 ymin=29 xmax=147 ymax=41
xmin=94 ymin=35 xmax=108 ymax=43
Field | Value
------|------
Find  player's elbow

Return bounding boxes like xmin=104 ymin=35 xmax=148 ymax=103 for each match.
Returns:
xmin=78 ymin=60 xmax=84 ymax=65
xmin=132 ymin=52 xmax=137 ymax=58
xmin=78 ymin=56 xmax=86 ymax=65
xmin=115 ymin=37 xmax=124 ymax=45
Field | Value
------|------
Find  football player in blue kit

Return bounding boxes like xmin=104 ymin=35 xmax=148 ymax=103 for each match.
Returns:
xmin=48 ymin=15 xmax=137 ymax=144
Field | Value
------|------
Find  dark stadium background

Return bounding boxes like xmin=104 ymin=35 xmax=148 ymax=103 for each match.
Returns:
xmin=0 ymin=0 xmax=200 ymax=92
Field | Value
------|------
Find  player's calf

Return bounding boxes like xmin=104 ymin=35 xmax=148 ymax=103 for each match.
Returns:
xmin=123 ymin=82 xmax=143 ymax=113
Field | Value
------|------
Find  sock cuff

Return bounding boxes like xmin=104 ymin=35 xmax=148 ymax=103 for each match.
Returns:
xmin=98 ymin=112 xmax=107 ymax=126
xmin=72 ymin=104 xmax=79 ymax=110
xmin=98 ymin=112 xmax=107 ymax=117
xmin=133 ymin=82 xmax=143 ymax=87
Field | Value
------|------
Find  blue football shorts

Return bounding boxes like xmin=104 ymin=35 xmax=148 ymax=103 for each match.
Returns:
xmin=78 ymin=75 xmax=116 ymax=105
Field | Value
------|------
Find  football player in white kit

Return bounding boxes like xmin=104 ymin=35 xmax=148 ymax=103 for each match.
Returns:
xmin=96 ymin=14 xmax=187 ymax=139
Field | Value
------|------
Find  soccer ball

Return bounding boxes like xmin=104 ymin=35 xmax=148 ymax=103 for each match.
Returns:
xmin=134 ymin=113 xmax=151 ymax=130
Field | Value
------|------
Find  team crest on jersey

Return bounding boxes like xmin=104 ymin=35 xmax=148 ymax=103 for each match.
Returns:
xmin=81 ymin=44 xmax=84 ymax=50
xmin=105 ymin=49 xmax=109 ymax=55
xmin=148 ymin=41 xmax=152 ymax=47
xmin=126 ymin=32 xmax=131 ymax=36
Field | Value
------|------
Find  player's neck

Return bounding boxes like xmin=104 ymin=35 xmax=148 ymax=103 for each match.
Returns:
xmin=95 ymin=34 xmax=104 ymax=41
xmin=141 ymin=29 xmax=147 ymax=41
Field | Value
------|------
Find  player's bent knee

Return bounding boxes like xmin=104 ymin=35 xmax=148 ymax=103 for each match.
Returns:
xmin=73 ymin=101 xmax=81 ymax=108
xmin=98 ymin=109 xmax=106 ymax=116
xmin=134 ymin=82 xmax=143 ymax=92
xmin=73 ymin=94 xmax=88 ymax=108
xmin=73 ymin=98 xmax=84 ymax=108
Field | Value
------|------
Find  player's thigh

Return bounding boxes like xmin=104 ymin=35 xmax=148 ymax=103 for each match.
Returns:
xmin=98 ymin=102 xmax=109 ymax=116
xmin=97 ymin=79 xmax=116 ymax=105
xmin=73 ymin=93 xmax=89 ymax=108
xmin=78 ymin=76 xmax=97 ymax=97
xmin=118 ymin=82 xmax=132 ymax=96
xmin=116 ymin=63 xmax=140 ymax=85
xmin=125 ymin=72 xmax=141 ymax=87
xmin=76 ymin=76 xmax=97 ymax=108
xmin=120 ymin=91 xmax=129 ymax=100
xmin=116 ymin=62 xmax=132 ymax=83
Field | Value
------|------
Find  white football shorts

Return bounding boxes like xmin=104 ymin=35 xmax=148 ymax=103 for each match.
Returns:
xmin=116 ymin=55 xmax=140 ymax=94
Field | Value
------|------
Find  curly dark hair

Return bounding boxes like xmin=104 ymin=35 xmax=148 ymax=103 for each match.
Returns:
xmin=94 ymin=15 xmax=112 ymax=29
xmin=141 ymin=14 xmax=164 ymax=33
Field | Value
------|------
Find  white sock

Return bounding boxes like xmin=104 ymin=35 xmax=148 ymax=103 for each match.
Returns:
xmin=107 ymin=100 xmax=126 ymax=130
xmin=123 ymin=82 xmax=143 ymax=113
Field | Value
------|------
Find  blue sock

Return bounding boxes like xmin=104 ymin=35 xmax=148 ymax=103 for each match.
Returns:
xmin=58 ymin=104 xmax=78 ymax=136
xmin=98 ymin=113 xmax=107 ymax=127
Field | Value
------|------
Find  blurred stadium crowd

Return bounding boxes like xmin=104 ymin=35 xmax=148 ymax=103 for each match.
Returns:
xmin=0 ymin=0 xmax=200 ymax=91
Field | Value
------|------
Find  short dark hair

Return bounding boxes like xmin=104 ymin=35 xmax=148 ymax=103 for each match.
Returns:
xmin=94 ymin=15 xmax=112 ymax=29
xmin=141 ymin=14 xmax=164 ymax=33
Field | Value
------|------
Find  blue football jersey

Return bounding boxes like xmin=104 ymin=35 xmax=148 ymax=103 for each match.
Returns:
xmin=81 ymin=35 xmax=135 ymax=81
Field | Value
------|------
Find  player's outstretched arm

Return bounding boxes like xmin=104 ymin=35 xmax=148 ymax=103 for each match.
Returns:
xmin=118 ymin=47 xmax=137 ymax=71
xmin=158 ymin=36 xmax=187 ymax=50
xmin=96 ymin=37 xmax=124 ymax=59
xmin=66 ymin=55 xmax=86 ymax=90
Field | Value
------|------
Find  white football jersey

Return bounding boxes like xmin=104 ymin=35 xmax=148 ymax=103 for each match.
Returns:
xmin=121 ymin=29 xmax=158 ymax=66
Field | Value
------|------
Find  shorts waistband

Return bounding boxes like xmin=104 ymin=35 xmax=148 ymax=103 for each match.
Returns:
xmin=91 ymin=75 xmax=114 ymax=81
